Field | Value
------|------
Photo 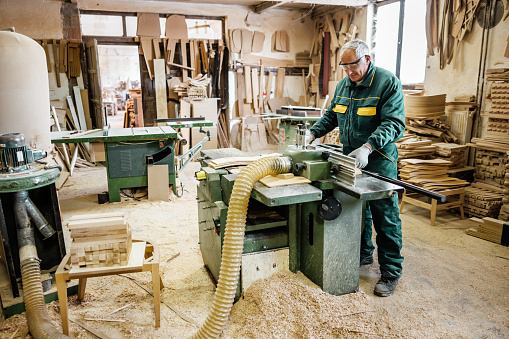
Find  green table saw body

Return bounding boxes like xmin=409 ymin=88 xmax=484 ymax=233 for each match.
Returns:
xmin=51 ymin=125 xmax=211 ymax=202
xmin=197 ymin=146 xmax=403 ymax=299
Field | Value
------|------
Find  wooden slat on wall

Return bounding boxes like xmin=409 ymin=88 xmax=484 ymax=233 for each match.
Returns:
xmin=84 ymin=39 xmax=104 ymax=128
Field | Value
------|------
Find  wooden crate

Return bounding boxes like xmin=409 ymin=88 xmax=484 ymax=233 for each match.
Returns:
xmin=67 ymin=212 xmax=132 ymax=269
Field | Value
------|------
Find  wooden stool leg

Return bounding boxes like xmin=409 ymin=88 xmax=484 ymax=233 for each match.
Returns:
xmin=152 ymin=264 xmax=161 ymax=327
xmin=399 ymin=192 xmax=406 ymax=213
xmin=459 ymin=193 xmax=465 ymax=220
xmin=55 ymin=274 xmax=69 ymax=335
xmin=78 ymin=278 xmax=87 ymax=300
xmin=431 ymin=199 xmax=438 ymax=226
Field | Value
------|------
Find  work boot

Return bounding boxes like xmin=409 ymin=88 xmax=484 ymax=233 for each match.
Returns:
xmin=360 ymin=254 xmax=373 ymax=266
xmin=374 ymin=277 xmax=399 ymax=297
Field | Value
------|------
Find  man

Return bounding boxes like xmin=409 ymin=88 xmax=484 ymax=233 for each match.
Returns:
xmin=308 ymin=39 xmax=405 ymax=297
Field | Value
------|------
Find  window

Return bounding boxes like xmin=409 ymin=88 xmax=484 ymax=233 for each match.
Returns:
xmin=81 ymin=12 xmax=223 ymax=40
xmin=80 ymin=14 xmax=124 ymax=37
xmin=374 ymin=0 xmax=427 ymax=86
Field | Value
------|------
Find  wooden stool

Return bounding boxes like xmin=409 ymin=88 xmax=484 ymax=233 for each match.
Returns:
xmin=400 ymin=188 xmax=465 ymax=226
xmin=55 ymin=238 xmax=162 ymax=335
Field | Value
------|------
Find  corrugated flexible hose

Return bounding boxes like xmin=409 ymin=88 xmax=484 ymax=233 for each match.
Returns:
xmin=14 ymin=191 xmax=71 ymax=339
xmin=21 ymin=258 xmax=70 ymax=339
xmin=192 ymin=156 xmax=292 ymax=339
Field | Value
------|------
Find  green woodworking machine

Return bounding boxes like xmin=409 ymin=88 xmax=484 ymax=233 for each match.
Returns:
xmin=195 ymin=125 xmax=446 ymax=300
xmin=51 ymin=120 xmax=212 ymax=202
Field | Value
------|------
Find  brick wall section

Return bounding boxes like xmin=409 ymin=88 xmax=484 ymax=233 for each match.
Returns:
xmin=61 ymin=2 xmax=81 ymax=40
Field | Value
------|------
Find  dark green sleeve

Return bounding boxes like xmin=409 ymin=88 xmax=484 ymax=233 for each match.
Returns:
xmin=310 ymin=94 xmax=339 ymax=139
xmin=366 ymin=79 xmax=405 ymax=150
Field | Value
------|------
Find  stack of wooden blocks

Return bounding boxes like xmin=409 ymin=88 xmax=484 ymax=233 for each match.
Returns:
xmin=473 ymin=149 xmax=507 ymax=187
xmin=463 ymin=185 xmax=504 ymax=219
xmin=68 ymin=212 xmax=132 ymax=269
xmin=498 ymin=151 xmax=509 ymax=221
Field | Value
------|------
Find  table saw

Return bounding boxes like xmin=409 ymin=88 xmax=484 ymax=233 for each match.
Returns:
xmin=51 ymin=121 xmax=212 ymax=202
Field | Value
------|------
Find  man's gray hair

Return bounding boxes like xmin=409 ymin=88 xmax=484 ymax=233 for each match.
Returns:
xmin=340 ymin=39 xmax=370 ymax=58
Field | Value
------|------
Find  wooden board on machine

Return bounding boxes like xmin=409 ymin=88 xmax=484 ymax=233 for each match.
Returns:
xmin=67 ymin=212 xmax=132 ymax=269
xmin=259 ymin=173 xmax=311 ymax=188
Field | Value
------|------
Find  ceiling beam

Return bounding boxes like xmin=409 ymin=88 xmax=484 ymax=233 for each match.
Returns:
xmin=252 ymin=1 xmax=285 ymax=14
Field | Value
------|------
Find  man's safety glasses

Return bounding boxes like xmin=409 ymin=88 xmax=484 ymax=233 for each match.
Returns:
xmin=339 ymin=55 xmax=367 ymax=70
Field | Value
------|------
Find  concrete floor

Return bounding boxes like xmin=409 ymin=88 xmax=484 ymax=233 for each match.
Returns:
xmin=1 ymin=154 xmax=508 ymax=338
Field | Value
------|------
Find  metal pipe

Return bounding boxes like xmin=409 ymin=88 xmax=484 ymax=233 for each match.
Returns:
xmin=361 ymin=169 xmax=447 ymax=203
xmin=15 ymin=190 xmax=55 ymax=239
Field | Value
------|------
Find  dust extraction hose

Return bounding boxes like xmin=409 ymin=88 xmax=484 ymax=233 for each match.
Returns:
xmin=191 ymin=156 xmax=292 ymax=339
xmin=13 ymin=191 xmax=71 ymax=339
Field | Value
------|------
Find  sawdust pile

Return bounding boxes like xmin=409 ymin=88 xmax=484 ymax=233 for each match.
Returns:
xmin=222 ymin=271 xmax=377 ymax=338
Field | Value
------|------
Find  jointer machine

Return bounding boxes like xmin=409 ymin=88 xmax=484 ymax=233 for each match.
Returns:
xmin=196 ymin=124 xmax=446 ymax=298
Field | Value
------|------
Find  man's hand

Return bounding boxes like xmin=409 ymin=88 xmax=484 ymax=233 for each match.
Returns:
xmin=306 ymin=132 xmax=316 ymax=145
xmin=348 ymin=144 xmax=372 ymax=169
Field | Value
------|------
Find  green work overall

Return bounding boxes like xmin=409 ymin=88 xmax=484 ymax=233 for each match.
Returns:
xmin=310 ymin=62 xmax=405 ymax=279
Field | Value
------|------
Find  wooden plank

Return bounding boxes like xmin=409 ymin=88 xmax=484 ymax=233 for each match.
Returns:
xmin=244 ymin=66 xmax=252 ymax=103
xmin=265 ymin=71 xmax=274 ymax=106
xmin=252 ymin=31 xmax=265 ymax=53
xmin=59 ymin=39 xmax=67 ymax=73
xmin=148 ymin=164 xmax=170 ymax=201
xmin=181 ymin=39 xmax=188 ymax=81
xmin=252 ymin=68 xmax=259 ymax=113
xmin=68 ymin=218 xmax=126 ymax=230
xmin=42 ymin=40 xmax=51 ymax=72
xmin=241 ymin=29 xmax=253 ymax=52
xmin=165 ymin=15 xmax=188 ymax=40
xmin=275 ymin=68 xmax=285 ymax=99
xmin=236 ymin=68 xmax=244 ymax=117
xmin=69 ymin=212 xmax=126 ymax=222
xmin=52 ymin=40 xmax=61 ymax=87
xmin=73 ymin=87 xmax=88 ymax=130
xmin=137 ymin=13 xmax=161 ymax=37
xmin=140 ymin=37 xmax=154 ymax=79
xmin=260 ymin=174 xmax=311 ymax=188
xmin=66 ymin=95 xmax=81 ymax=130
xmin=154 ymin=59 xmax=168 ymax=123
xmin=259 ymin=65 xmax=265 ymax=112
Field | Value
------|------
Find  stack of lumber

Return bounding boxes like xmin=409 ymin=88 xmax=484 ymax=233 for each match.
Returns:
xmin=432 ymin=143 xmax=467 ymax=169
xmin=68 ymin=212 xmax=132 ymax=269
xmin=404 ymin=93 xmax=446 ymax=120
xmin=473 ymin=149 xmax=507 ymax=188
xmin=470 ymin=70 xmax=509 ymax=150
xmin=295 ymin=51 xmax=312 ymax=67
xmin=463 ymin=185 xmax=504 ymax=219
xmin=486 ymin=68 xmax=509 ymax=81
xmin=466 ymin=217 xmax=508 ymax=246
xmin=173 ymin=74 xmax=211 ymax=99
xmin=405 ymin=119 xmax=458 ymax=143
xmin=498 ymin=151 xmax=509 ymax=221
xmin=484 ymin=81 xmax=509 ymax=145
xmin=396 ymin=135 xmax=435 ymax=161
xmin=399 ymin=158 xmax=469 ymax=190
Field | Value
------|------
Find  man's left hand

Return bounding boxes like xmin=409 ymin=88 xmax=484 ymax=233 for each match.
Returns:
xmin=348 ymin=144 xmax=372 ymax=169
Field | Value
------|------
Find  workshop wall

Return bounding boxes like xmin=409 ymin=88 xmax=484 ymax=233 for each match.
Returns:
xmin=424 ymin=0 xmax=509 ymax=139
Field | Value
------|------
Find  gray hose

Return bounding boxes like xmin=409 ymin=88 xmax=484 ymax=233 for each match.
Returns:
xmin=13 ymin=191 xmax=71 ymax=339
